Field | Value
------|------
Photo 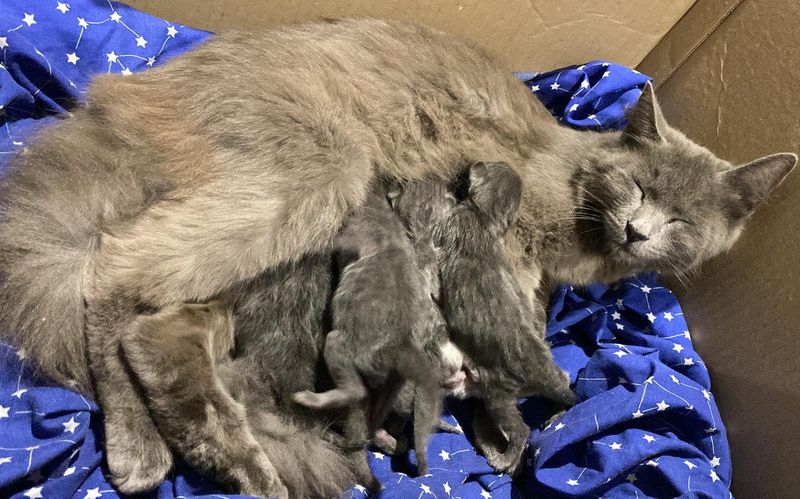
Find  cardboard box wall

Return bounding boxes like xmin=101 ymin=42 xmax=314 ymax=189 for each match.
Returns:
xmin=127 ymin=1 xmax=798 ymax=496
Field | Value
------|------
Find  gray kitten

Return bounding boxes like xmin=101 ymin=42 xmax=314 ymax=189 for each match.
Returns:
xmin=292 ymin=187 xmax=454 ymax=475
xmin=432 ymin=161 xmax=575 ymax=475
xmin=0 ymin=18 xmax=794 ymax=493
xmin=124 ymin=255 xmax=373 ymax=498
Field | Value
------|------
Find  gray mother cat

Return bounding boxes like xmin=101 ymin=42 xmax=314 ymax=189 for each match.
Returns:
xmin=0 ymin=18 xmax=794 ymax=496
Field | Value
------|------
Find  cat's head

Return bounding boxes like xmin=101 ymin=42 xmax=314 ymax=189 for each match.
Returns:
xmin=576 ymin=82 xmax=796 ymax=278
xmin=389 ymin=179 xmax=456 ymax=238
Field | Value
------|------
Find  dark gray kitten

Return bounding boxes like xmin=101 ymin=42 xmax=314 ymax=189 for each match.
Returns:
xmin=292 ymin=187 xmax=453 ymax=475
xmin=432 ymin=161 xmax=576 ymax=475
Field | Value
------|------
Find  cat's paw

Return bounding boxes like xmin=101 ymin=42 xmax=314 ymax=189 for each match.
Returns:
xmin=106 ymin=423 xmax=173 ymax=493
xmin=486 ymin=443 xmax=528 ymax=476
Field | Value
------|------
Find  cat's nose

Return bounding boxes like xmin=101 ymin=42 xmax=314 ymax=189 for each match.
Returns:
xmin=625 ymin=221 xmax=649 ymax=243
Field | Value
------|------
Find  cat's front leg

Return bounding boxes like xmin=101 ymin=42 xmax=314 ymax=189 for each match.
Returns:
xmin=84 ymin=298 xmax=174 ymax=494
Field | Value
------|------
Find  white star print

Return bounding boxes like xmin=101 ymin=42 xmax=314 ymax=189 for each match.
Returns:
xmin=534 ymin=447 xmax=541 ymax=456
xmin=580 ymin=80 xmax=590 ymax=89
xmin=106 ymin=51 xmax=119 ymax=63
xmin=602 ymin=71 xmax=611 ymax=78
xmin=67 ymin=52 xmax=80 ymax=64
xmin=613 ymin=350 xmax=627 ymax=358
xmin=705 ymin=427 xmax=717 ymax=434
xmin=709 ymin=470 xmax=720 ymax=483
xmin=77 ymin=17 xmax=89 ymax=28
xmin=618 ymin=377 xmax=629 ymax=384
xmin=670 ymin=374 xmax=680 ymax=384
xmin=23 ymin=13 xmax=37 ymax=27
xmin=23 ymin=487 xmax=43 ymax=499
xmin=420 ymin=484 xmax=432 ymax=495
xmin=626 ymin=473 xmax=637 ymax=483
xmin=554 ymin=422 xmax=565 ymax=431
xmin=611 ymin=311 xmax=621 ymax=320
xmin=610 ymin=442 xmax=622 ymax=450
xmin=569 ymin=103 xmax=579 ymax=112
xmin=587 ymin=114 xmax=596 ymax=120
xmin=56 ymin=2 xmax=70 ymax=14
xmin=167 ymin=25 xmax=179 ymax=37
xmin=602 ymin=62 xmax=610 ymax=67
xmin=684 ymin=460 xmax=696 ymax=469
xmin=531 ymin=84 xmax=540 ymax=92
xmin=0 ymin=405 xmax=9 ymax=418
xmin=663 ymin=312 xmax=674 ymax=321
xmin=702 ymin=389 xmax=711 ymax=400
xmin=147 ymin=56 xmax=156 ymax=67
xmin=631 ymin=410 xmax=644 ymax=418
xmin=684 ymin=357 xmax=695 ymax=366
xmin=673 ymin=343 xmax=684 ymax=353
xmin=121 ymin=68 xmax=132 ymax=76
xmin=62 ymin=416 xmax=80 ymax=434
xmin=640 ymin=285 xmax=652 ymax=293
xmin=17 ymin=348 xmax=27 ymax=360
xmin=0 ymin=456 xmax=11 ymax=465
xmin=63 ymin=466 xmax=76 ymax=476
xmin=577 ymin=65 xmax=585 ymax=70
xmin=643 ymin=434 xmax=655 ymax=443
xmin=710 ymin=456 xmax=721 ymax=467
xmin=84 ymin=487 xmax=103 ymax=499
xmin=644 ymin=376 xmax=654 ymax=385
xmin=615 ymin=323 xmax=624 ymax=330
xmin=480 ymin=489 xmax=492 ymax=499
xmin=372 ymin=451 xmax=385 ymax=460
xmin=566 ymin=479 xmax=579 ymax=486
xmin=110 ymin=12 xmax=122 ymax=23
xmin=443 ymin=482 xmax=451 ymax=495
xmin=0 ymin=37 xmax=8 ymax=49
xmin=12 ymin=388 xmax=28 ymax=398
xmin=683 ymin=330 xmax=691 ymax=339
xmin=550 ymin=82 xmax=560 ymax=91
xmin=656 ymin=400 xmax=669 ymax=411
xmin=646 ymin=460 xmax=659 ymax=467
xmin=439 ymin=449 xmax=450 ymax=461
xmin=135 ymin=36 xmax=148 ymax=48
xmin=646 ymin=312 xmax=657 ymax=323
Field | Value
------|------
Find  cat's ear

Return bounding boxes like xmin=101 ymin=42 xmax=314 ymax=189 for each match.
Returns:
xmin=623 ymin=82 xmax=666 ymax=145
xmin=722 ymin=153 xmax=797 ymax=217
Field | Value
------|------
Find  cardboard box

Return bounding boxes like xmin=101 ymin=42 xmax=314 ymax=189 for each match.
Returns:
xmin=125 ymin=0 xmax=695 ymax=70
xmin=125 ymin=1 xmax=796 ymax=496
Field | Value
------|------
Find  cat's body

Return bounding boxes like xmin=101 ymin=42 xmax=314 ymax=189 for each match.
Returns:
xmin=0 ymin=18 xmax=793 ymax=495
xmin=293 ymin=188 xmax=454 ymax=475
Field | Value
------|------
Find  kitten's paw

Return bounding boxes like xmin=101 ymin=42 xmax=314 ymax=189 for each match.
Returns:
xmin=235 ymin=451 xmax=289 ymax=499
xmin=373 ymin=428 xmax=399 ymax=455
xmin=106 ymin=425 xmax=173 ymax=493
xmin=486 ymin=443 xmax=527 ymax=476
xmin=291 ymin=390 xmax=321 ymax=408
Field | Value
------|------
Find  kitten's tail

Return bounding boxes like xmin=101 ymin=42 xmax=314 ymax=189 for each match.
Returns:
xmin=247 ymin=407 xmax=373 ymax=498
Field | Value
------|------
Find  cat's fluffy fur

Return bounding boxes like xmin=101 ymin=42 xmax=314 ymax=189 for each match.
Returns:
xmin=292 ymin=188 xmax=454 ymax=476
xmin=0 ymin=18 xmax=794 ymax=494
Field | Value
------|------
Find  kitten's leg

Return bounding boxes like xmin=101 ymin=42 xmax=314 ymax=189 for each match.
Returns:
xmin=411 ymin=384 xmax=444 ymax=476
xmin=122 ymin=305 xmax=288 ymax=499
xmin=292 ymin=330 xmax=368 ymax=410
xmin=479 ymin=391 xmax=530 ymax=476
xmin=84 ymin=298 xmax=173 ymax=494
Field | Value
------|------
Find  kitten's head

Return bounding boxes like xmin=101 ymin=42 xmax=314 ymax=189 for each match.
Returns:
xmin=467 ymin=161 xmax=523 ymax=237
xmin=576 ymin=82 xmax=796 ymax=277
xmin=389 ymin=178 xmax=456 ymax=238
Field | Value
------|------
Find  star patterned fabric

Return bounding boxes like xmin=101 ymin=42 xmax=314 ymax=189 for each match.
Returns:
xmin=0 ymin=2 xmax=732 ymax=498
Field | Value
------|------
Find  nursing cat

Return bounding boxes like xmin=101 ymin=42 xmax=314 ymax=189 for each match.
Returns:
xmin=0 ymin=18 xmax=794 ymax=495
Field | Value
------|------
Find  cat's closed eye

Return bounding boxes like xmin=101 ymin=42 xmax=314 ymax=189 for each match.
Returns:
xmin=633 ymin=177 xmax=646 ymax=201
xmin=668 ymin=217 xmax=695 ymax=225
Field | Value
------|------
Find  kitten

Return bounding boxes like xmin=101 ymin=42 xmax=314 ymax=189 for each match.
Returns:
xmin=292 ymin=186 xmax=454 ymax=475
xmin=0 ymin=18 xmax=793 ymax=492
xmin=431 ymin=161 xmax=576 ymax=475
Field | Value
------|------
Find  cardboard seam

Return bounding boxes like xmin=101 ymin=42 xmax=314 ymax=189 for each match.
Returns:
xmin=654 ymin=0 xmax=746 ymax=89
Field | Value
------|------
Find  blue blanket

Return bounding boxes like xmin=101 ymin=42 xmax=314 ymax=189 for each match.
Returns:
xmin=0 ymin=2 xmax=733 ymax=498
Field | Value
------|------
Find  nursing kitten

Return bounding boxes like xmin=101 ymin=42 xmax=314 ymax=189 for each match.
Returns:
xmin=293 ymin=187 xmax=454 ymax=475
xmin=0 ymin=18 xmax=794 ymax=493
xmin=432 ymin=161 xmax=575 ymax=474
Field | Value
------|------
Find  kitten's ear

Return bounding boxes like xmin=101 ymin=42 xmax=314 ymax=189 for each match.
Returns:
xmin=623 ymin=82 xmax=666 ymax=145
xmin=723 ymin=153 xmax=797 ymax=217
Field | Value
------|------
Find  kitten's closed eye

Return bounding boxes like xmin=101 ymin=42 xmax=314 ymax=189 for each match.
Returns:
xmin=668 ymin=217 xmax=695 ymax=225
